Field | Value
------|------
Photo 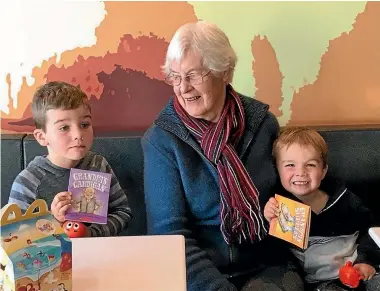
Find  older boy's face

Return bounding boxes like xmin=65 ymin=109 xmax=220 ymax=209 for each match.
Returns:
xmin=39 ymin=105 xmax=94 ymax=168
xmin=277 ymin=143 xmax=327 ymax=200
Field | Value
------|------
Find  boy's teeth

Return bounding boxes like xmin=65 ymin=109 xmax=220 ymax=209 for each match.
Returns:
xmin=293 ymin=181 xmax=308 ymax=185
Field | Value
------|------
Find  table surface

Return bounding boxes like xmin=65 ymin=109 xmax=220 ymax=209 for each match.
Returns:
xmin=71 ymin=235 xmax=186 ymax=291
xmin=369 ymin=227 xmax=380 ymax=248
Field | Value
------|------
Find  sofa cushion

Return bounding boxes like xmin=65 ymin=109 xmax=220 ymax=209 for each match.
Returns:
xmin=1 ymin=134 xmax=25 ymax=207
xmin=23 ymin=133 xmax=146 ymax=236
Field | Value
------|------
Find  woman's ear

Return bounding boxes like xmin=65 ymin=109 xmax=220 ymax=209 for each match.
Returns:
xmin=33 ymin=129 xmax=48 ymax=146
xmin=223 ymin=69 xmax=232 ymax=83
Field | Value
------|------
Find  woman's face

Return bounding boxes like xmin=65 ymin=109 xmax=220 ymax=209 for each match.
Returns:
xmin=170 ymin=51 xmax=228 ymax=122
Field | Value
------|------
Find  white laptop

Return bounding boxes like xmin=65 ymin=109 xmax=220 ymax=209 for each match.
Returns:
xmin=369 ymin=227 xmax=380 ymax=248
xmin=72 ymin=235 xmax=186 ymax=291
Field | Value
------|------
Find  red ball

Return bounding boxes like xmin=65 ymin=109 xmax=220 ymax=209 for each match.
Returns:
xmin=63 ymin=221 xmax=87 ymax=238
xmin=339 ymin=261 xmax=363 ymax=288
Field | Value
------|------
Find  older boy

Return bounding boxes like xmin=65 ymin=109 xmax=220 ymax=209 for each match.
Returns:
xmin=264 ymin=127 xmax=380 ymax=291
xmin=9 ymin=81 xmax=132 ymax=237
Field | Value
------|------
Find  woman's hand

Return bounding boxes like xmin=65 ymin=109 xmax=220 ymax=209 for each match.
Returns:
xmin=264 ymin=197 xmax=280 ymax=223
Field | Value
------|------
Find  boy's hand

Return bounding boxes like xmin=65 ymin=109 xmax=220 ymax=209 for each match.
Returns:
xmin=51 ymin=191 xmax=72 ymax=222
xmin=354 ymin=263 xmax=376 ymax=281
xmin=264 ymin=197 xmax=280 ymax=223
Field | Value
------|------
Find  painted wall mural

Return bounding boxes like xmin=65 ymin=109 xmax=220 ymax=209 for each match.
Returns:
xmin=1 ymin=1 xmax=379 ymax=134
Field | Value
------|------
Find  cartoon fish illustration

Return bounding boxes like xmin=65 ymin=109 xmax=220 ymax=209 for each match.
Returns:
xmin=16 ymin=262 xmax=26 ymax=270
xmin=3 ymin=233 xmax=18 ymax=243
xmin=22 ymin=252 xmax=31 ymax=258
xmin=38 ymin=222 xmax=54 ymax=232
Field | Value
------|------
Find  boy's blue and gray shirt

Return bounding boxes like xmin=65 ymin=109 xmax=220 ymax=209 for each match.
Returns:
xmin=9 ymin=151 xmax=132 ymax=237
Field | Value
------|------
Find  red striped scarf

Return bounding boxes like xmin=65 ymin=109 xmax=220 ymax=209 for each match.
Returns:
xmin=174 ymin=85 xmax=267 ymax=244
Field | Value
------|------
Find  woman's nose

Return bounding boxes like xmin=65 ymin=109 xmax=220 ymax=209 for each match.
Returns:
xmin=179 ymin=78 xmax=192 ymax=94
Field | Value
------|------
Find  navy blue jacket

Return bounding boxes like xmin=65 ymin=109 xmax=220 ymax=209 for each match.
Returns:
xmin=142 ymin=94 xmax=284 ymax=291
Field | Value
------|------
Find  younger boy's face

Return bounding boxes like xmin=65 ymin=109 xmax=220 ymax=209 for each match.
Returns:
xmin=34 ymin=105 xmax=94 ymax=168
xmin=277 ymin=143 xmax=327 ymax=199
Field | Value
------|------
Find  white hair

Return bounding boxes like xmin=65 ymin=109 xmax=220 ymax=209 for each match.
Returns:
xmin=163 ymin=21 xmax=237 ymax=83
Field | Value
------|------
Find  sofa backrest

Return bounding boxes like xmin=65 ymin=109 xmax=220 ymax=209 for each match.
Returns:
xmin=1 ymin=134 xmax=26 ymax=208
xmin=1 ymin=127 xmax=380 ymax=235
xmin=319 ymin=128 xmax=380 ymax=223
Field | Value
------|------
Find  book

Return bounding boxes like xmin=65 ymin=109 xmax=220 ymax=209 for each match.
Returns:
xmin=65 ymin=168 xmax=112 ymax=224
xmin=268 ymin=194 xmax=311 ymax=249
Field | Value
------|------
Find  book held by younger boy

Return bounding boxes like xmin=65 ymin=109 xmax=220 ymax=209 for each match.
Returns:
xmin=269 ymin=194 xmax=311 ymax=249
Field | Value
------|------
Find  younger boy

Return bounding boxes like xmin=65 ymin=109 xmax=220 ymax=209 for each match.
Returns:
xmin=9 ymin=81 xmax=132 ymax=237
xmin=264 ymin=127 xmax=380 ymax=291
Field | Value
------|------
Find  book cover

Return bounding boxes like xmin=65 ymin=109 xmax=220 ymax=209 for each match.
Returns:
xmin=65 ymin=168 xmax=111 ymax=224
xmin=269 ymin=194 xmax=311 ymax=249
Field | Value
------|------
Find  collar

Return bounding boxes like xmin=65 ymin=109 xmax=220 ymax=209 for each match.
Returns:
xmin=319 ymin=177 xmax=348 ymax=210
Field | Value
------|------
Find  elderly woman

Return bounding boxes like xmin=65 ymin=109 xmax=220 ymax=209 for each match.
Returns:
xmin=142 ymin=21 xmax=304 ymax=291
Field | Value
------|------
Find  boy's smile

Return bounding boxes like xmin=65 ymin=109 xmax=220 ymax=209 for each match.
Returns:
xmin=33 ymin=105 xmax=94 ymax=169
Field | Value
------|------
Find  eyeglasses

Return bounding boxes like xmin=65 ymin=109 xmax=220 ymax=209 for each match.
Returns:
xmin=164 ymin=71 xmax=211 ymax=87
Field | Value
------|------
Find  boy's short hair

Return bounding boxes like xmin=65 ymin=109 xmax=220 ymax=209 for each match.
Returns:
xmin=32 ymin=81 xmax=91 ymax=131
xmin=273 ymin=127 xmax=328 ymax=167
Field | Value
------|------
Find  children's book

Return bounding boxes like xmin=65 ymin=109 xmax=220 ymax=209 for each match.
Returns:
xmin=65 ymin=168 xmax=111 ymax=224
xmin=269 ymin=194 xmax=311 ymax=249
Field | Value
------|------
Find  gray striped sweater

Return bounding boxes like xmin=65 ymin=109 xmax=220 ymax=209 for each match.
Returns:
xmin=9 ymin=151 xmax=132 ymax=237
